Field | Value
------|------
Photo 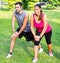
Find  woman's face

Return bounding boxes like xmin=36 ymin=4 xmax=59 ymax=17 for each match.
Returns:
xmin=34 ymin=6 xmax=41 ymax=15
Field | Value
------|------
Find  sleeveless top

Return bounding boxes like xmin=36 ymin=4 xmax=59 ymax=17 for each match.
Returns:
xmin=33 ymin=14 xmax=52 ymax=33
xmin=14 ymin=10 xmax=30 ymax=32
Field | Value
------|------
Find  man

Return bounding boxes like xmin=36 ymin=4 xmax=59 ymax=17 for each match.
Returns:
xmin=6 ymin=2 xmax=43 ymax=58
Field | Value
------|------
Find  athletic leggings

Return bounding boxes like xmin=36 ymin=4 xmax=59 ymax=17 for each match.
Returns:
xmin=34 ymin=30 xmax=52 ymax=46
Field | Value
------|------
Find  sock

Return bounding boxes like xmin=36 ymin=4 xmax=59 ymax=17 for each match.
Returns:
xmin=10 ymin=53 xmax=12 ymax=55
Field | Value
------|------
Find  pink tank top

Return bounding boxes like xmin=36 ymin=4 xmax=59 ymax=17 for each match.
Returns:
xmin=33 ymin=14 xmax=52 ymax=33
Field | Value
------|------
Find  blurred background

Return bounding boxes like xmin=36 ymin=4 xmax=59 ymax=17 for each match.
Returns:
xmin=0 ymin=0 xmax=60 ymax=10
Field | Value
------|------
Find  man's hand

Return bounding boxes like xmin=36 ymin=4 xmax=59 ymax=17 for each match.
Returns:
xmin=11 ymin=32 xmax=19 ymax=38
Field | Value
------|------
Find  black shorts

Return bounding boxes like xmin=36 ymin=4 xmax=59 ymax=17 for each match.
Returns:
xmin=16 ymin=28 xmax=34 ymax=41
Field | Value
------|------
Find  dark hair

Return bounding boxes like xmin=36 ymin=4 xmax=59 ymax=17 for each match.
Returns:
xmin=15 ymin=2 xmax=22 ymax=6
xmin=35 ymin=3 xmax=41 ymax=8
xmin=34 ymin=3 xmax=43 ymax=20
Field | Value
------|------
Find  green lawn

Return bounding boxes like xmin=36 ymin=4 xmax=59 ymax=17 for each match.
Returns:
xmin=0 ymin=10 xmax=60 ymax=63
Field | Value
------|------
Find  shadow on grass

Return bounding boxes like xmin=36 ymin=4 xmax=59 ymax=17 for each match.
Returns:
xmin=16 ymin=39 xmax=34 ymax=58
xmin=53 ymin=50 xmax=60 ymax=60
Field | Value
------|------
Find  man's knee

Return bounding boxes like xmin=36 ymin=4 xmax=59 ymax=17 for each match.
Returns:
xmin=11 ymin=34 xmax=17 ymax=41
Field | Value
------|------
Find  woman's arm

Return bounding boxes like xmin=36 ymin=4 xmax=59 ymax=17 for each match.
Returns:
xmin=30 ymin=15 xmax=40 ymax=41
xmin=40 ymin=14 xmax=48 ymax=38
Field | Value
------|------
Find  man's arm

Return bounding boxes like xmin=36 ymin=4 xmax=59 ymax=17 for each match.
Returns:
xmin=12 ymin=13 xmax=16 ymax=33
xmin=18 ymin=14 xmax=29 ymax=34
xmin=30 ymin=15 xmax=36 ymax=37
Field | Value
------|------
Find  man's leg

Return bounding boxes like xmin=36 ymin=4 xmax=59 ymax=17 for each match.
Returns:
xmin=10 ymin=34 xmax=17 ymax=53
xmin=6 ymin=32 xmax=18 ymax=58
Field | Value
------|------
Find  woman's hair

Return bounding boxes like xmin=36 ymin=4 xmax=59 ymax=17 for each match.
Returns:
xmin=34 ymin=3 xmax=43 ymax=20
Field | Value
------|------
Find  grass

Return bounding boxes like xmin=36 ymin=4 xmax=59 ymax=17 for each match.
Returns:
xmin=0 ymin=9 xmax=60 ymax=63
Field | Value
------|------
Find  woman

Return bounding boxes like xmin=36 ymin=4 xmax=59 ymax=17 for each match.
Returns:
xmin=30 ymin=3 xmax=53 ymax=62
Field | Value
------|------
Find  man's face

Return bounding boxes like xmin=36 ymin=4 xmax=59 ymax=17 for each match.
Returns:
xmin=15 ymin=4 xmax=22 ymax=13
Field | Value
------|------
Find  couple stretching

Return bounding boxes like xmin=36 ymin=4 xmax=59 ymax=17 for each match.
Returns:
xmin=6 ymin=2 xmax=53 ymax=63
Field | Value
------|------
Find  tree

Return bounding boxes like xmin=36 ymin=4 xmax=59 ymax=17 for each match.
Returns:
xmin=7 ymin=0 xmax=22 ymax=10
xmin=39 ymin=0 xmax=47 ymax=2
xmin=22 ymin=0 xmax=39 ymax=10
xmin=46 ymin=0 xmax=60 ymax=9
xmin=22 ymin=0 xmax=28 ymax=9
xmin=0 ymin=0 xmax=40 ymax=10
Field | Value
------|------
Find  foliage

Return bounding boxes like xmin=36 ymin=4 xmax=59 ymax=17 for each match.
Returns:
xmin=22 ymin=0 xmax=28 ymax=9
xmin=0 ymin=0 xmax=39 ymax=10
xmin=28 ymin=2 xmax=34 ymax=10
xmin=1 ymin=0 xmax=60 ymax=10
xmin=7 ymin=0 xmax=22 ymax=10
xmin=46 ymin=0 xmax=60 ymax=9
xmin=22 ymin=0 xmax=39 ymax=10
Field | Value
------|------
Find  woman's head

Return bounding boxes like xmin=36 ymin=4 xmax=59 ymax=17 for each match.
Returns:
xmin=34 ymin=3 xmax=43 ymax=20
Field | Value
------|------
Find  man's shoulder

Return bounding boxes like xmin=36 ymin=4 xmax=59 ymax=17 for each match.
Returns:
xmin=13 ymin=11 xmax=17 ymax=15
xmin=22 ymin=10 xmax=28 ymax=15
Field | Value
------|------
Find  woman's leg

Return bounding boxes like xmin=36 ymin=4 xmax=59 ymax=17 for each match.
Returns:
xmin=32 ymin=40 xmax=40 ymax=62
xmin=47 ymin=44 xmax=52 ymax=52
xmin=34 ymin=45 xmax=39 ymax=59
xmin=45 ymin=30 xmax=53 ymax=56
xmin=33 ymin=44 xmax=43 ymax=58
xmin=32 ymin=40 xmax=41 ymax=49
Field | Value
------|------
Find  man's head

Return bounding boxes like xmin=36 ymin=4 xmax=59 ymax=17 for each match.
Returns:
xmin=15 ymin=2 xmax=22 ymax=13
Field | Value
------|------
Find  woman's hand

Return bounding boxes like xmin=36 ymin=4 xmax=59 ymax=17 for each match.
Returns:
xmin=34 ymin=35 xmax=40 ymax=41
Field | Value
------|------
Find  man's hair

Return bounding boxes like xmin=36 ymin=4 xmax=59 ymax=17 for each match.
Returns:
xmin=15 ymin=2 xmax=22 ymax=6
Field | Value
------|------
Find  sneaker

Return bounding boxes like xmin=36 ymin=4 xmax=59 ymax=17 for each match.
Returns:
xmin=49 ymin=52 xmax=53 ymax=57
xmin=39 ymin=48 xmax=43 ymax=53
xmin=32 ymin=58 xmax=38 ymax=63
xmin=6 ymin=53 xmax=12 ymax=58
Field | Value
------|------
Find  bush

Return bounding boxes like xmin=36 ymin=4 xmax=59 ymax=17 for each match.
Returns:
xmin=28 ymin=2 xmax=34 ymax=10
xmin=46 ymin=4 xmax=56 ymax=10
xmin=46 ymin=0 xmax=60 ymax=10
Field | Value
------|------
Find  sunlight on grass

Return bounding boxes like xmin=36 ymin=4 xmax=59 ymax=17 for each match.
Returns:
xmin=49 ymin=19 xmax=60 ymax=23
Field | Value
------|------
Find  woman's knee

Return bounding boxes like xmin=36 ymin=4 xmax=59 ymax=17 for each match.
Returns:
xmin=34 ymin=41 xmax=39 ymax=46
xmin=47 ymin=41 xmax=51 ymax=44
